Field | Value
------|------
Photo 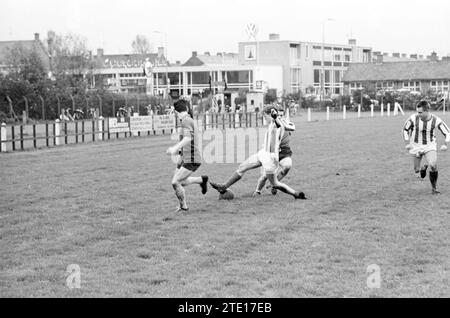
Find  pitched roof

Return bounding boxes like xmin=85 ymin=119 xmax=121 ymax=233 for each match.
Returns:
xmin=183 ymin=53 xmax=239 ymax=66
xmin=0 ymin=40 xmax=48 ymax=63
xmin=342 ymin=60 xmax=450 ymax=82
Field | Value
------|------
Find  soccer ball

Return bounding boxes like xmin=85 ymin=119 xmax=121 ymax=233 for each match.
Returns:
xmin=219 ymin=189 xmax=234 ymax=200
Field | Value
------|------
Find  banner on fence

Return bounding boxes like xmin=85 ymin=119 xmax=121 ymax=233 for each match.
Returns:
xmin=153 ymin=115 xmax=176 ymax=131
xmin=129 ymin=116 xmax=153 ymax=133
xmin=109 ymin=118 xmax=130 ymax=133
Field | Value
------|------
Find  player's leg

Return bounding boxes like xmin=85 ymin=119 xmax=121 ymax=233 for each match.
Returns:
xmin=424 ymin=150 xmax=439 ymax=194
xmin=268 ymin=157 xmax=292 ymax=195
xmin=171 ymin=167 xmax=194 ymax=210
xmin=179 ymin=163 xmax=208 ymax=194
xmin=266 ymin=172 xmax=306 ymax=199
xmin=412 ymin=154 xmax=423 ymax=178
xmin=253 ymin=168 xmax=268 ymax=196
xmin=210 ymin=153 xmax=261 ymax=193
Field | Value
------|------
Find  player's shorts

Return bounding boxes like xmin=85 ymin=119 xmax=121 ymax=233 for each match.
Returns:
xmin=257 ymin=149 xmax=278 ymax=174
xmin=408 ymin=142 xmax=437 ymax=157
xmin=178 ymin=160 xmax=201 ymax=172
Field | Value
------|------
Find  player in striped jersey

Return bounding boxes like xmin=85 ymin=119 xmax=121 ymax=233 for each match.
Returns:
xmin=209 ymin=106 xmax=307 ymax=199
xmin=254 ymin=127 xmax=294 ymax=196
xmin=403 ymin=100 xmax=450 ymax=194
xmin=166 ymin=99 xmax=208 ymax=214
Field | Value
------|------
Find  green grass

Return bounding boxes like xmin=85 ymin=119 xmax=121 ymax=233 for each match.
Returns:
xmin=1 ymin=113 xmax=449 ymax=297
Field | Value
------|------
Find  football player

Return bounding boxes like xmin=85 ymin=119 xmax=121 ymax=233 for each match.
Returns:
xmin=209 ymin=106 xmax=307 ymax=199
xmin=403 ymin=100 xmax=450 ymax=194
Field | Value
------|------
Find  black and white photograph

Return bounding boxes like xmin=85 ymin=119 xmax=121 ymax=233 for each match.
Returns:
xmin=1 ymin=0 xmax=449 ymax=302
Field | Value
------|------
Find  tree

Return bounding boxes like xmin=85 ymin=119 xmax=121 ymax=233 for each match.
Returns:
xmin=3 ymin=44 xmax=47 ymax=83
xmin=47 ymin=31 xmax=94 ymax=80
xmin=131 ymin=35 xmax=152 ymax=55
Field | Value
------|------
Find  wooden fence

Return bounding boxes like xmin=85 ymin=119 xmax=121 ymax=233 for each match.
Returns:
xmin=0 ymin=112 xmax=266 ymax=152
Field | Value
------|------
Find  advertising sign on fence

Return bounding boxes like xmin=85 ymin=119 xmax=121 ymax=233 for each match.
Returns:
xmin=108 ymin=118 xmax=130 ymax=133
xmin=153 ymin=115 xmax=176 ymax=131
xmin=129 ymin=116 xmax=153 ymax=133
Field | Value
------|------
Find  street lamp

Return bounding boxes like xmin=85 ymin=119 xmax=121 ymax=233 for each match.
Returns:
xmin=321 ymin=18 xmax=333 ymax=108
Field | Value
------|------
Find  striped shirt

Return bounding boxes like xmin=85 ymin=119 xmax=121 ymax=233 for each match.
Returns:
xmin=179 ymin=116 xmax=202 ymax=163
xmin=403 ymin=113 xmax=450 ymax=145
xmin=263 ymin=122 xmax=284 ymax=156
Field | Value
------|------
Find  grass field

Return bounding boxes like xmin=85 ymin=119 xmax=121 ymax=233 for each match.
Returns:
xmin=1 ymin=113 xmax=449 ymax=297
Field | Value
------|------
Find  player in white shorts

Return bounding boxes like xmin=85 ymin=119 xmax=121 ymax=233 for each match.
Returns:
xmin=209 ymin=106 xmax=307 ymax=199
xmin=403 ymin=100 xmax=450 ymax=194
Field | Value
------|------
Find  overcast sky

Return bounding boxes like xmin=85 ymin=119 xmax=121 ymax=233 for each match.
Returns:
xmin=1 ymin=0 xmax=449 ymax=62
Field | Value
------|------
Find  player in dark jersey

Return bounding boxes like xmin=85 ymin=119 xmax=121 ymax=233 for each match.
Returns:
xmin=166 ymin=99 xmax=208 ymax=215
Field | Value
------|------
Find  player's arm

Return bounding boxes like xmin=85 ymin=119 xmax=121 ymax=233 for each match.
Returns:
xmin=438 ymin=120 xmax=450 ymax=150
xmin=167 ymin=136 xmax=191 ymax=155
xmin=280 ymin=118 xmax=295 ymax=131
xmin=402 ymin=117 xmax=414 ymax=147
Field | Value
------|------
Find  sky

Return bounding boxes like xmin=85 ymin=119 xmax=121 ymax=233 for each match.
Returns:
xmin=1 ymin=0 xmax=449 ymax=62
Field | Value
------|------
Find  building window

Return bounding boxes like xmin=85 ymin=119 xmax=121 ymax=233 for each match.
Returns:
xmin=334 ymin=54 xmax=341 ymax=61
xmin=290 ymin=44 xmax=300 ymax=63
xmin=403 ymin=81 xmax=421 ymax=92
xmin=334 ymin=70 xmax=341 ymax=83
xmin=314 ymin=69 xmax=320 ymax=84
xmin=430 ymin=80 xmax=450 ymax=91
xmin=325 ymin=70 xmax=330 ymax=83
xmin=313 ymin=61 xmax=322 ymax=66
xmin=345 ymin=55 xmax=351 ymax=62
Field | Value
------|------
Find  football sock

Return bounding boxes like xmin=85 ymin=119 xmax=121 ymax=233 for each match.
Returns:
xmin=255 ymin=176 xmax=267 ymax=192
xmin=277 ymin=168 xmax=289 ymax=181
xmin=429 ymin=171 xmax=438 ymax=189
xmin=181 ymin=176 xmax=202 ymax=186
xmin=274 ymin=182 xmax=297 ymax=197
xmin=223 ymin=172 xmax=242 ymax=189
xmin=173 ymin=183 xmax=187 ymax=209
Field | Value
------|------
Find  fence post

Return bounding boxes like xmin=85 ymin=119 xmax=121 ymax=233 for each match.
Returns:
xmin=23 ymin=96 xmax=29 ymax=124
xmin=39 ymin=95 xmax=45 ymax=120
xmin=443 ymin=99 xmax=446 ymax=115
xmin=343 ymin=105 xmax=347 ymax=120
xmin=307 ymin=108 xmax=311 ymax=122
xmin=205 ymin=113 xmax=210 ymax=130
xmin=326 ymin=106 xmax=330 ymax=121
xmin=55 ymin=119 xmax=62 ymax=146
xmin=357 ymin=104 xmax=361 ymax=118
xmin=381 ymin=103 xmax=384 ymax=117
xmin=387 ymin=103 xmax=391 ymax=117
xmin=371 ymin=104 xmax=374 ymax=117
xmin=1 ymin=123 xmax=6 ymax=152
xmin=98 ymin=116 xmax=104 ymax=141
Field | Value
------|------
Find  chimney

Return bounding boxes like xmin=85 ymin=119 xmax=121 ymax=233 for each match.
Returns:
xmin=393 ymin=53 xmax=400 ymax=58
xmin=348 ymin=39 xmax=356 ymax=45
xmin=430 ymin=51 xmax=438 ymax=61
xmin=375 ymin=54 xmax=383 ymax=63
xmin=192 ymin=51 xmax=197 ymax=57
xmin=34 ymin=33 xmax=40 ymax=41
xmin=204 ymin=51 xmax=210 ymax=56
xmin=97 ymin=48 xmax=104 ymax=57
xmin=410 ymin=54 xmax=418 ymax=59
xmin=269 ymin=33 xmax=280 ymax=40
xmin=158 ymin=47 xmax=164 ymax=58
